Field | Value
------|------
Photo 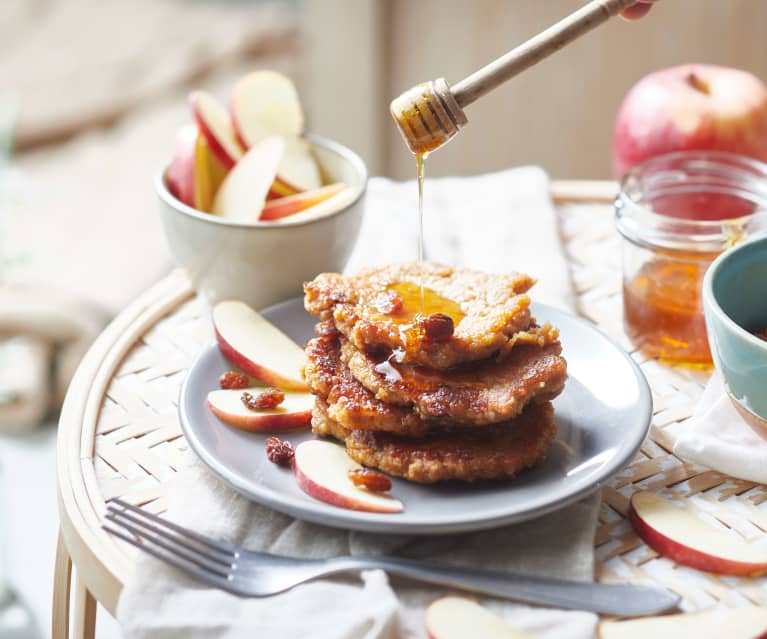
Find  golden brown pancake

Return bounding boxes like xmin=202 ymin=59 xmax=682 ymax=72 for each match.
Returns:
xmin=340 ymin=335 xmax=566 ymax=425
xmin=303 ymin=262 xmax=551 ymax=369
xmin=304 ymin=333 xmax=434 ymax=437
xmin=312 ymin=398 xmax=556 ymax=483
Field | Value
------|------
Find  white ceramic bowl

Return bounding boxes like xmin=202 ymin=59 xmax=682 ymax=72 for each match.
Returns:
xmin=156 ymin=134 xmax=367 ymax=309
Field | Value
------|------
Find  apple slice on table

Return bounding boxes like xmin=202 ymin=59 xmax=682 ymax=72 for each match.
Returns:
xmin=167 ymin=125 xmax=198 ymax=207
xmin=293 ymin=440 xmax=403 ymax=513
xmin=599 ymin=607 xmax=767 ymax=639
xmin=213 ymin=300 xmax=308 ymax=392
xmin=211 ymin=137 xmax=285 ymax=222
xmin=425 ymin=597 xmax=530 ymax=639
xmin=190 ymin=90 xmax=244 ymax=170
xmin=629 ymin=491 xmax=767 ymax=576
xmin=260 ymin=183 xmax=346 ymax=221
xmin=230 ymin=70 xmax=304 ymax=148
xmin=207 ymin=389 xmax=312 ymax=432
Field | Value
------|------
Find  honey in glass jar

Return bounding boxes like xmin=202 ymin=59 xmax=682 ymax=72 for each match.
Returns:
xmin=615 ymin=151 xmax=767 ymax=365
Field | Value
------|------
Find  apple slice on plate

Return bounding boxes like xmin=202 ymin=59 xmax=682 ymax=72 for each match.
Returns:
xmin=599 ymin=607 xmax=767 ymax=639
xmin=629 ymin=491 xmax=767 ymax=576
xmin=260 ymin=183 xmax=346 ymax=221
xmin=213 ymin=300 xmax=308 ymax=392
xmin=207 ymin=389 xmax=312 ymax=432
xmin=211 ymin=137 xmax=285 ymax=222
xmin=294 ymin=440 xmax=403 ymax=513
xmin=425 ymin=597 xmax=530 ymax=639
xmin=231 ymin=70 xmax=304 ymax=148
xmin=190 ymin=90 xmax=244 ymax=170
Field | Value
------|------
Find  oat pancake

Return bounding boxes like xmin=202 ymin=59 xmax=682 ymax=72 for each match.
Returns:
xmin=304 ymin=333 xmax=434 ymax=437
xmin=304 ymin=262 xmax=547 ymax=369
xmin=311 ymin=398 xmax=556 ymax=483
xmin=340 ymin=336 xmax=567 ymax=425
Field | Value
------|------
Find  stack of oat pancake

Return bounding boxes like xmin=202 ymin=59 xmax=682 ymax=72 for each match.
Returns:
xmin=302 ymin=262 xmax=567 ymax=483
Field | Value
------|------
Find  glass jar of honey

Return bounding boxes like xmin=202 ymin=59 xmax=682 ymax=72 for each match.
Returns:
xmin=615 ymin=151 xmax=767 ymax=365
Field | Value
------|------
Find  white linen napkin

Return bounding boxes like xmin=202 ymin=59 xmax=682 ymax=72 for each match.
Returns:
xmin=118 ymin=167 xmax=599 ymax=639
xmin=674 ymin=370 xmax=767 ymax=483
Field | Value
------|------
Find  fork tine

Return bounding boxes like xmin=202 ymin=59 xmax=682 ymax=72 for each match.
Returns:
xmin=106 ymin=504 xmax=234 ymax=567
xmin=104 ymin=512 xmax=232 ymax=577
xmin=102 ymin=524 xmax=234 ymax=591
xmin=108 ymin=498 xmax=238 ymax=556
xmin=105 ymin=508 xmax=235 ymax=571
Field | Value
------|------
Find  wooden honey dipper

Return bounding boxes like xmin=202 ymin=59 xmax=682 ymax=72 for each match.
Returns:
xmin=390 ymin=0 xmax=637 ymax=155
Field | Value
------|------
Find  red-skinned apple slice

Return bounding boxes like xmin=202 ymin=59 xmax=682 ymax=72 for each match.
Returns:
xmin=194 ymin=134 xmax=228 ymax=212
xmin=276 ymin=137 xmax=322 ymax=192
xmin=167 ymin=125 xmax=198 ymax=207
xmin=629 ymin=491 xmax=767 ymax=576
xmin=190 ymin=90 xmax=244 ymax=170
xmin=207 ymin=388 xmax=312 ymax=432
xmin=599 ymin=608 xmax=767 ymax=639
xmin=267 ymin=177 xmax=301 ymax=200
xmin=293 ymin=440 xmax=403 ymax=513
xmin=213 ymin=300 xmax=307 ymax=391
xmin=211 ymin=137 xmax=285 ymax=222
xmin=231 ymin=70 xmax=304 ymax=148
xmin=260 ymin=183 xmax=346 ymax=221
xmin=425 ymin=597 xmax=530 ymax=639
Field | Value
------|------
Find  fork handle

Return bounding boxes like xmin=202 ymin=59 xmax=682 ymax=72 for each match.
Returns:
xmin=338 ymin=556 xmax=678 ymax=616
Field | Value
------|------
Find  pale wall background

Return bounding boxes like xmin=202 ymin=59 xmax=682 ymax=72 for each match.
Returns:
xmin=302 ymin=0 xmax=767 ymax=180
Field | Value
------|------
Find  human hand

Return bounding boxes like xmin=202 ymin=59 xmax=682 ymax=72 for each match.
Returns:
xmin=621 ymin=0 xmax=658 ymax=20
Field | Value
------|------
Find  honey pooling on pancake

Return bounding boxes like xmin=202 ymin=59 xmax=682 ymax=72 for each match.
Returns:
xmin=368 ymin=281 xmax=466 ymax=367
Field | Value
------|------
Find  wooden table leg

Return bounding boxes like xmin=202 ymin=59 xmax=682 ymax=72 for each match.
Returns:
xmin=52 ymin=531 xmax=73 ymax=639
xmin=72 ymin=576 xmax=97 ymax=639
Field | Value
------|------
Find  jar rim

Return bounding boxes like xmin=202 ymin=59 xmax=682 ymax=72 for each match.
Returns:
xmin=615 ymin=150 xmax=767 ymax=252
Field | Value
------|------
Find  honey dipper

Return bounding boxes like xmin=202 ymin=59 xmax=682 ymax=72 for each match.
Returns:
xmin=390 ymin=0 xmax=637 ymax=155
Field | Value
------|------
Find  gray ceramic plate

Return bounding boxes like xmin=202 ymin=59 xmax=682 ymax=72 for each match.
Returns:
xmin=179 ymin=298 xmax=651 ymax=534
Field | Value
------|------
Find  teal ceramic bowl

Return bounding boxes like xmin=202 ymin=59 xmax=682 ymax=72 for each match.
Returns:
xmin=703 ymin=234 xmax=767 ymax=427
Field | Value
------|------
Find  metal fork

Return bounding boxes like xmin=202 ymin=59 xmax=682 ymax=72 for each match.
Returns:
xmin=104 ymin=499 xmax=679 ymax=616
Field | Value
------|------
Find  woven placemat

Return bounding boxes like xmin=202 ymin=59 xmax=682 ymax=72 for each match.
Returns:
xmin=92 ymin=202 xmax=767 ymax=610
xmin=560 ymin=203 xmax=767 ymax=610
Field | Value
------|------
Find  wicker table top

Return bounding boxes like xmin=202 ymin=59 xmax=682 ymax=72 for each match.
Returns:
xmin=56 ymin=188 xmax=767 ymax=621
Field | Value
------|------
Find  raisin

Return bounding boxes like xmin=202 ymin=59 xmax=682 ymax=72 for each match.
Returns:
xmin=419 ymin=312 xmax=454 ymax=342
xmin=242 ymin=388 xmax=285 ymax=410
xmin=219 ymin=371 xmax=250 ymax=390
xmin=754 ymin=327 xmax=767 ymax=342
xmin=373 ymin=290 xmax=404 ymax=315
xmin=265 ymin=437 xmax=294 ymax=467
xmin=347 ymin=468 xmax=392 ymax=492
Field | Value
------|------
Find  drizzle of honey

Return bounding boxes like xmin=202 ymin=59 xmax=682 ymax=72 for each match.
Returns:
xmin=370 ymin=281 xmax=466 ymax=373
xmin=416 ymin=151 xmax=428 ymax=311
xmin=385 ymin=281 xmax=465 ymax=326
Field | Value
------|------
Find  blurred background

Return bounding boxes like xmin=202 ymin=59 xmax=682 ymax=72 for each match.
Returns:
xmin=0 ymin=0 xmax=766 ymax=636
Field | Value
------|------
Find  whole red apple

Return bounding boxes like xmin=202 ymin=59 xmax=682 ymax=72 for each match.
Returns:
xmin=612 ymin=64 xmax=767 ymax=177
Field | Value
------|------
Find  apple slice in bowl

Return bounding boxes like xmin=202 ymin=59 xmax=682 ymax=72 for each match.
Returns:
xmin=231 ymin=70 xmax=305 ymax=147
xmin=190 ymin=90 xmax=244 ymax=170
